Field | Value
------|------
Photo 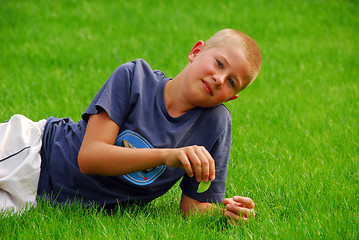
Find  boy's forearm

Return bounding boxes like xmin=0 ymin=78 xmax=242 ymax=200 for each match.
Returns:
xmin=182 ymin=202 xmax=226 ymax=220
xmin=78 ymin=142 xmax=167 ymax=176
xmin=180 ymin=194 xmax=224 ymax=217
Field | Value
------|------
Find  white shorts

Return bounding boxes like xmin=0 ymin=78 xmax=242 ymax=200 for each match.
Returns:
xmin=0 ymin=114 xmax=46 ymax=213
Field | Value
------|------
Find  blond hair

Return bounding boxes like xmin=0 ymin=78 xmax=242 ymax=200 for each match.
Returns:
xmin=204 ymin=29 xmax=262 ymax=84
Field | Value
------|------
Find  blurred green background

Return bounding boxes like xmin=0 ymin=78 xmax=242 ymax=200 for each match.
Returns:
xmin=1 ymin=0 xmax=358 ymax=239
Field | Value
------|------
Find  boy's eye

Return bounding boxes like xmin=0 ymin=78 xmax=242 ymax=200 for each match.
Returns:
xmin=216 ymin=60 xmax=223 ymax=68
xmin=228 ymin=78 xmax=235 ymax=87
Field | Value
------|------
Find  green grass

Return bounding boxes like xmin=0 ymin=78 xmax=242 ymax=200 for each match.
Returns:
xmin=1 ymin=0 xmax=358 ymax=239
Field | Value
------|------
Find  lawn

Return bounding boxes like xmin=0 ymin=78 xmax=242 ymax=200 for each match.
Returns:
xmin=1 ymin=0 xmax=358 ymax=239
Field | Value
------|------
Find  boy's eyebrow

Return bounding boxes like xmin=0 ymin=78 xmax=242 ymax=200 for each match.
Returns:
xmin=222 ymin=55 xmax=230 ymax=66
xmin=222 ymin=55 xmax=240 ymax=84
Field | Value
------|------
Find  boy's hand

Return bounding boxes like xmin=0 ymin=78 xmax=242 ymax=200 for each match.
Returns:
xmin=223 ymin=196 xmax=255 ymax=223
xmin=164 ymin=146 xmax=215 ymax=183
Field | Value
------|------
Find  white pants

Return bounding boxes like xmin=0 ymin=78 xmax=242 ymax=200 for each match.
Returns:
xmin=0 ymin=114 xmax=46 ymax=213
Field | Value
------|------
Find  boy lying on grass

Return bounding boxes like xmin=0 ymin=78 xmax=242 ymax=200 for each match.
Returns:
xmin=0 ymin=29 xmax=261 ymax=223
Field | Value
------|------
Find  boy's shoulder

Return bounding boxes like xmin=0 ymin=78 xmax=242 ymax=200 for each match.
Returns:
xmin=113 ymin=58 xmax=165 ymax=80
xmin=117 ymin=58 xmax=155 ymax=71
xmin=207 ymin=104 xmax=231 ymax=118
xmin=113 ymin=58 xmax=148 ymax=73
xmin=200 ymin=104 xmax=232 ymax=128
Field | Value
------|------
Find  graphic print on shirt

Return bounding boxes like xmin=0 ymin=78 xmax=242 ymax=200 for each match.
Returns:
xmin=115 ymin=130 xmax=166 ymax=185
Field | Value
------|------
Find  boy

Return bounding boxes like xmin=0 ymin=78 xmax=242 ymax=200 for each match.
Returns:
xmin=0 ymin=29 xmax=261 ymax=223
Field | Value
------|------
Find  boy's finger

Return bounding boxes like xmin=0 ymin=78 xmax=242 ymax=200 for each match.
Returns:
xmin=222 ymin=198 xmax=234 ymax=206
xmin=187 ymin=148 xmax=202 ymax=182
xmin=196 ymin=147 xmax=210 ymax=182
xmin=178 ymin=151 xmax=193 ymax=178
xmin=225 ymin=210 xmax=242 ymax=222
xmin=202 ymin=149 xmax=215 ymax=181
xmin=223 ymin=198 xmax=248 ymax=208
xmin=226 ymin=205 xmax=254 ymax=221
xmin=233 ymin=196 xmax=255 ymax=209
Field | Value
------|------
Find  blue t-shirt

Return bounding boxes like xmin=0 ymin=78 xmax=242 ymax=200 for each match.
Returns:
xmin=38 ymin=59 xmax=232 ymax=207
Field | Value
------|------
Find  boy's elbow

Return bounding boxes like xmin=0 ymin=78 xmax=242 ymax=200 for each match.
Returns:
xmin=78 ymin=147 xmax=92 ymax=175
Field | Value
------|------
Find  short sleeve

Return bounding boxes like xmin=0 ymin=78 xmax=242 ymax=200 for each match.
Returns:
xmin=180 ymin=108 xmax=232 ymax=203
xmin=82 ymin=61 xmax=135 ymax=128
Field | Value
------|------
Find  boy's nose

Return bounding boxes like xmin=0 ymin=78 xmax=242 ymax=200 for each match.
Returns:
xmin=213 ymin=74 xmax=225 ymax=88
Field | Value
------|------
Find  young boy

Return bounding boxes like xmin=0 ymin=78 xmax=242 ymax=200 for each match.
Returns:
xmin=0 ymin=29 xmax=261 ymax=223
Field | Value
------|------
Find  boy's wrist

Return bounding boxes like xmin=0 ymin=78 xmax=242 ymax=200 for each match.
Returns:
xmin=159 ymin=148 xmax=173 ymax=167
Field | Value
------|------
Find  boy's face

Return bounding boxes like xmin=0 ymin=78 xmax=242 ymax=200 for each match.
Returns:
xmin=183 ymin=41 xmax=251 ymax=108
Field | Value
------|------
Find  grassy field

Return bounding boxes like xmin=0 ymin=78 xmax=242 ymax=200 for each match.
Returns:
xmin=1 ymin=0 xmax=358 ymax=239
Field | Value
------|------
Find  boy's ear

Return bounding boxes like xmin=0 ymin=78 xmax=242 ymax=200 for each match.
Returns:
xmin=188 ymin=41 xmax=205 ymax=62
xmin=225 ymin=94 xmax=239 ymax=102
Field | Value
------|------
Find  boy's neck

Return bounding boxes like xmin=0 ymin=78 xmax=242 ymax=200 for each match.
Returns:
xmin=164 ymin=71 xmax=196 ymax=118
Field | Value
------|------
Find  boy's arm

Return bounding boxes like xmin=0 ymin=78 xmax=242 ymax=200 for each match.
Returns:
xmin=78 ymin=110 xmax=164 ymax=176
xmin=180 ymin=193 xmax=216 ymax=216
xmin=180 ymin=193 xmax=255 ymax=223
xmin=78 ymin=110 xmax=215 ymax=182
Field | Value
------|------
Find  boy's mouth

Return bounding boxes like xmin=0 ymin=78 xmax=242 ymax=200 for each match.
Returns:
xmin=202 ymin=80 xmax=213 ymax=96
